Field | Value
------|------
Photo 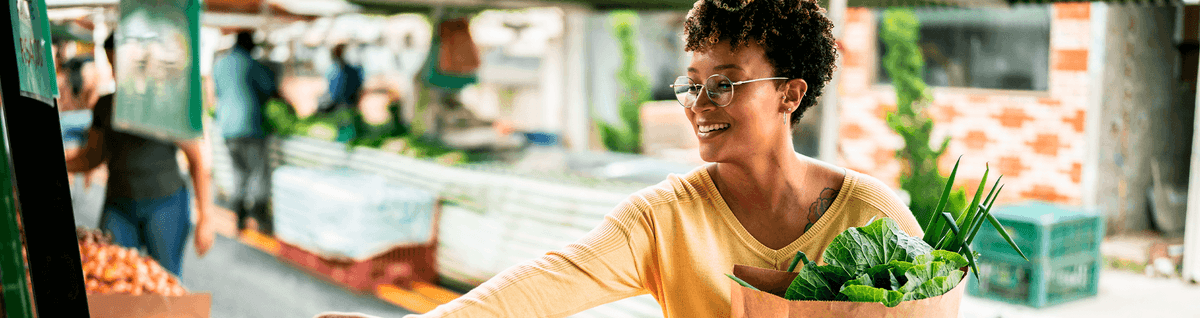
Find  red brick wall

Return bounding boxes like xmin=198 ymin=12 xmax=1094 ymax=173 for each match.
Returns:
xmin=837 ymin=3 xmax=1091 ymax=206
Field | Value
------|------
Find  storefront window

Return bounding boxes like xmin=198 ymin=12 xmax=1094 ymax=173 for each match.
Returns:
xmin=876 ymin=5 xmax=1052 ymax=91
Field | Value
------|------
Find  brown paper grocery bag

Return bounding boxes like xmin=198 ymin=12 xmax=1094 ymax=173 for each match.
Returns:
xmin=87 ymin=293 xmax=212 ymax=318
xmin=730 ymin=264 xmax=967 ymax=318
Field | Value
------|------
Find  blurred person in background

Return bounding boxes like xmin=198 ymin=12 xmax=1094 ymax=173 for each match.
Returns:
xmin=318 ymin=0 xmax=921 ymax=317
xmin=65 ymin=33 xmax=216 ymax=277
xmin=52 ymin=37 xmax=101 ymax=112
xmin=318 ymin=43 xmax=364 ymax=114
xmin=213 ymin=31 xmax=278 ymax=236
xmin=53 ymin=35 xmax=105 ymax=189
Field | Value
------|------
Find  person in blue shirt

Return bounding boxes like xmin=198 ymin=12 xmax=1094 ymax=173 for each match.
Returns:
xmin=318 ymin=43 xmax=363 ymax=114
xmin=213 ymin=31 xmax=278 ymax=236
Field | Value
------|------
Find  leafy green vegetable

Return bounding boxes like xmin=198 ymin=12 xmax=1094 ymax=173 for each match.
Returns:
xmin=784 ymin=254 xmax=843 ymax=301
xmin=777 ymin=218 xmax=966 ymax=307
xmin=787 ymin=249 xmax=808 ymax=272
xmin=821 ymin=217 xmax=932 ymax=280
xmin=899 ymin=260 xmax=963 ymax=302
xmin=840 ymin=285 xmax=905 ymax=307
xmin=263 ymin=99 xmax=300 ymax=135
xmin=726 ymin=274 xmax=760 ymax=291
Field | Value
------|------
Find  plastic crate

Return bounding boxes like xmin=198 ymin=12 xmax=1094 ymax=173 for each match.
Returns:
xmin=968 ymin=251 xmax=1101 ymax=308
xmin=968 ymin=202 xmax=1104 ymax=307
xmin=971 ymin=202 xmax=1103 ymax=260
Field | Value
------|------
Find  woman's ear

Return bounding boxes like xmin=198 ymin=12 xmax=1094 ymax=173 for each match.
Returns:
xmin=782 ymin=78 xmax=808 ymax=113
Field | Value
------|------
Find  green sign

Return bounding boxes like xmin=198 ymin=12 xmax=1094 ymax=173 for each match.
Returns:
xmin=113 ymin=0 xmax=203 ymax=141
xmin=8 ymin=0 xmax=59 ymax=106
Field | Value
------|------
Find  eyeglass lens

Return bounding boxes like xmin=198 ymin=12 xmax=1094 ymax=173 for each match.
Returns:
xmin=674 ymin=75 xmax=734 ymax=108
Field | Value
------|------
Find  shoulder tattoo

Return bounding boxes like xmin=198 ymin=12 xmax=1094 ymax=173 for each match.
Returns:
xmin=804 ymin=187 xmax=840 ymax=232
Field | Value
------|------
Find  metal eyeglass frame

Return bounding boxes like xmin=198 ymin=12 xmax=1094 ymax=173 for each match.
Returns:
xmin=669 ymin=74 xmax=789 ymax=108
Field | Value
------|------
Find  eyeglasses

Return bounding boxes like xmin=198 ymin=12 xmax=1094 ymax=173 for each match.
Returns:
xmin=670 ymin=74 xmax=788 ymax=108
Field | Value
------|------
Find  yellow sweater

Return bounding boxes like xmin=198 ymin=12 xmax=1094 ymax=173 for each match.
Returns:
xmin=408 ymin=165 xmax=923 ymax=318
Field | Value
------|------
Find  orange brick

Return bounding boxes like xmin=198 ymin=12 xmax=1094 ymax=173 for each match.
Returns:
xmin=1063 ymin=109 xmax=1086 ymax=133
xmin=962 ymin=130 xmax=991 ymax=150
xmin=932 ymin=104 xmax=961 ymax=123
xmin=968 ymin=95 xmax=989 ymax=104
xmin=1055 ymin=2 xmax=1090 ymax=20
xmin=958 ymin=178 xmax=983 ymax=194
xmin=1027 ymin=133 xmax=1067 ymax=157
xmin=1054 ymin=49 xmax=1088 ymax=72
xmin=842 ymin=123 xmax=866 ymax=140
xmin=1021 ymin=184 xmax=1071 ymax=203
xmin=1038 ymin=98 xmax=1061 ymax=106
xmin=995 ymin=156 xmax=1027 ymax=178
xmin=993 ymin=107 xmax=1034 ymax=129
xmin=1066 ymin=162 xmax=1082 ymax=184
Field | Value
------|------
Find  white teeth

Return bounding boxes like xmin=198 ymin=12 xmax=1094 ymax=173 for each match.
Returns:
xmin=699 ymin=123 xmax=731 ymax=133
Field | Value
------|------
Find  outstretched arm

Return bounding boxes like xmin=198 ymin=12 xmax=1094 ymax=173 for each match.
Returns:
xmin=407 ymin=199 xmax=656 ymax=318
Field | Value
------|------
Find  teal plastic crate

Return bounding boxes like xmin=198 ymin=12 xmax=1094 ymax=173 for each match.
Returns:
xmin=968 ymin=202 xmax=1105 ymax=307
xmin=972 ymin=202 xmax=1104 ymax=260
xmin=968 ymin=250 xmax=1101 ymax=308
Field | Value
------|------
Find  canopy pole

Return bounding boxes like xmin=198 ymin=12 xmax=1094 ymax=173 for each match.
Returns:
xmin=818 ymin=0 xmax=847 ymax=164
xmin=563 ymin=7 xmax=590 ymax=152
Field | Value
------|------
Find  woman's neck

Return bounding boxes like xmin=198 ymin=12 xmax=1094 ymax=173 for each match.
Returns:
xmin=711 ymin=149 xmax=810 ymax=217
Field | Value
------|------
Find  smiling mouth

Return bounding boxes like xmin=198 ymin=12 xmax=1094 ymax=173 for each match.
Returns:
xmin=699 ymin=123 xmax=731 ymax=133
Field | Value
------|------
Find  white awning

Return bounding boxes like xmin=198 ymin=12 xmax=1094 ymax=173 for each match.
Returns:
xmin=45 ymin=0 xmax=118 ymax=8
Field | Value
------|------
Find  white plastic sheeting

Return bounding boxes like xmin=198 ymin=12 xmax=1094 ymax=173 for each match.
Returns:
xmin=272 ymin=165 xmax=437 ymax=260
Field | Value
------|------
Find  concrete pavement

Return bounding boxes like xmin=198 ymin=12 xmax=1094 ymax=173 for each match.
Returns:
xmin=960 ymin=269 xmax=1200 ymax=318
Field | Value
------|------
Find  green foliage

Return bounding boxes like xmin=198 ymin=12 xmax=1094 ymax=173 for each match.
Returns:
xmin=261 ymin=99 xmax=469 ymax=166
xmin=879 ymin=9 xmax=966 ymax=227
xmin=349 ymin=102 xmax=410 ymax=149
xmin=597 ymin=11 xmax=649 ymax=154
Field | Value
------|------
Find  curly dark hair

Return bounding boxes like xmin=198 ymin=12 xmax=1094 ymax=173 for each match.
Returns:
xmin=683 ymin=0 xmax=838 ymax=127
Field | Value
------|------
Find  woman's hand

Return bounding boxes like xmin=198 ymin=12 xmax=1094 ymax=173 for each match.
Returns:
xmin=313 ymin=312 xmax=381 ymax=318
xmin=194 ymin=215 xmax=215 ymax=257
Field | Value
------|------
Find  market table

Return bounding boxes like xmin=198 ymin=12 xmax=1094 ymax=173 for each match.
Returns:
xmin=70 ymin=181 xmax=417 ymax=318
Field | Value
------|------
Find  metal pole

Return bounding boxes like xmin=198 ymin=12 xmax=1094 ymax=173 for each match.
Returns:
xmin=818 ymin=0 xmax=847 ymax=163
xmin=563 ymin=7 xmax=590 ymax=152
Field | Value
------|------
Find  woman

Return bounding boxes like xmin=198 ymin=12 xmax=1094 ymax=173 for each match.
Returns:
xmin=65 ymin=33 xmax=216 ymax=277
xmin=322 ymin=0 xmax=920 ymax=317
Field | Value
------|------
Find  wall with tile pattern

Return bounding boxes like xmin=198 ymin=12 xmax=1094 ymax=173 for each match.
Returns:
xmin=836 ymin=3 xmax=1094 ymax=208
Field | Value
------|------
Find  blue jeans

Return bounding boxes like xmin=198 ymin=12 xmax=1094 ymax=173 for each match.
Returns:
xmin=100 ymin=186 xmax=192 ymax=277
